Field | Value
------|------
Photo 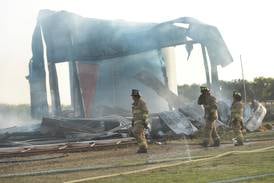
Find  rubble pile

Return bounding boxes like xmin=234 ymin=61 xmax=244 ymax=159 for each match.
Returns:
xmin=0 ymin=100 xmax=267 ymax=147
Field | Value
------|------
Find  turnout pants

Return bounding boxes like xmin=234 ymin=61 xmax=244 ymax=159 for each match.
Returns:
xmin=232 ymin=119 xmax=244 ymax=144
xmin=203 ymin=119 xmax=220 ymax=145
xmin=133 ymin=122 xmax=148 ymax=150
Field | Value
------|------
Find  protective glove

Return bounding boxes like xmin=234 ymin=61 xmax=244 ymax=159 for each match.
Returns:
xmin=143 ymin=118 xmax=150 ymax=129
xmin=144 ymin=123 xmax=149 ymax=129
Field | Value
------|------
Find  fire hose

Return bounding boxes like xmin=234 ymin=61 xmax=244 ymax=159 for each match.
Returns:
xmin=0 ymin=145 xmax=274 ymax=182
xmin=65 ymin=145 xmax=274 ymax=183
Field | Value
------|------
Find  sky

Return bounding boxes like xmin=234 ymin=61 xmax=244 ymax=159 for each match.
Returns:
xmin=0 ymin=0 xmax=274 ymax=104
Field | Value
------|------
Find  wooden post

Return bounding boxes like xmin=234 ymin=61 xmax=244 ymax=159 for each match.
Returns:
xmin=201 ymin=44 xmax=211 ymax=87
xmin=211 ymin=63 xmax=219 ymax=92
xmin=70 ymin=61 xmax=85 ymax=118
xmin=68 ymin=31 xmax=85 ymax=118
xmin=240 ymin=55 xmax=247 ymax=104
xmin=48 ymin=62 xmax=61 ymax=116
xmin=69 ymin=62 xmax=75 ymax=109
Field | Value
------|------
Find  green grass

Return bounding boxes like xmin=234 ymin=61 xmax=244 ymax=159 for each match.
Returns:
xmin=1 ymin=142 xmax=274 ymax=183
xmin=90 ymin=149 xmax=274 ymax=183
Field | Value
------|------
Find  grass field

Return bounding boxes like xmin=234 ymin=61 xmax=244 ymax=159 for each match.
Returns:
xmin=0 ymin=122 xmax=274 ymax=183
xmin=90 ymin=146 xmax=274 ymax=183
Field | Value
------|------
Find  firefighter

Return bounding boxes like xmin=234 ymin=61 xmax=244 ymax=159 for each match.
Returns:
xmin=198 ymin=86 xmax=220 ymax=147
xmin=131 ymin=89 xmax=149 ymax=153
xmin=230 ymin=91 xmax=244 ymax=146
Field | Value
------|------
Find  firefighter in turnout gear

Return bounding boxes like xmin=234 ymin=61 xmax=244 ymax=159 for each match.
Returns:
xmin=198 ymin=86 xmax=220 ymax=147
xmin=230 ymin=91 xmax=244 ymax=146
xmin=131 ymin=89 xmax=149 ymax=153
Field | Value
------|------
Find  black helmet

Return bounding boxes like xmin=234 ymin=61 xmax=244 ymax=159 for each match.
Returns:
xmin=131 ymin=89 xmax=141 ymax=96
xmin=200 ymin=86 xmax=210 ymax=93
xmin=233 ymin=91 xmax=242 ymax=101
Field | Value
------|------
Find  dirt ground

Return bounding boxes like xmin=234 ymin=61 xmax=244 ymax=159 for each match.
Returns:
xmin=1 ymin=127 xmax=274 ymax=183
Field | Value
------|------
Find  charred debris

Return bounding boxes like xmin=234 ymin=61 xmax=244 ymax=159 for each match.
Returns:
xmin=0 ymin=10 xmax=267 ymax=150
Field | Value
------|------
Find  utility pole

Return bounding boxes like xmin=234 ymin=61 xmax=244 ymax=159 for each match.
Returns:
xmin=240 ymin=55 xmax=247 ymax=104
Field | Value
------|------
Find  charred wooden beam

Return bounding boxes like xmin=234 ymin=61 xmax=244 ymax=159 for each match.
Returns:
xmin=201 ymin=44 xmax=211 ymax=87
xmin=48 ymin=62 xmax=61 ymax=116
xmin=70 ymin=61 xmax=85 ymax=118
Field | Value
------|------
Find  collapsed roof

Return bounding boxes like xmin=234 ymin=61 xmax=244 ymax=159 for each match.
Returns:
xmin=29 ymin=10 xmax=233 ymax=118
xmin=33 ymin=9 xmax=232 ymax=66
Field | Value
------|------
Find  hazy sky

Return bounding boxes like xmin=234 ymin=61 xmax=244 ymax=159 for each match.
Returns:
xmin=0 ymin=0 xmax=274 ymax=104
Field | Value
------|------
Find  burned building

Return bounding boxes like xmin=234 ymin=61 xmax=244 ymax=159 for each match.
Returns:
xmin=1 ymin=10 xmax=269 ymax=154
xmin=28 ymin=9 xmax=233 ymax=119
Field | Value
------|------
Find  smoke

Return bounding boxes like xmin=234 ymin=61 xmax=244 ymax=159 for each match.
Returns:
xmin=0 ymin=104 xmax=39 ymax=130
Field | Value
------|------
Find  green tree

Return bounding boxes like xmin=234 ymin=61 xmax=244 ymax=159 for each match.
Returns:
xmin=178 ymin=77 xmax=274 ymax=102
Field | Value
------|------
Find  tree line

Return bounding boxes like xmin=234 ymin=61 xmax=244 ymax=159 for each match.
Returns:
xmin=178 ymin=77 xmax=274 ymax=102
